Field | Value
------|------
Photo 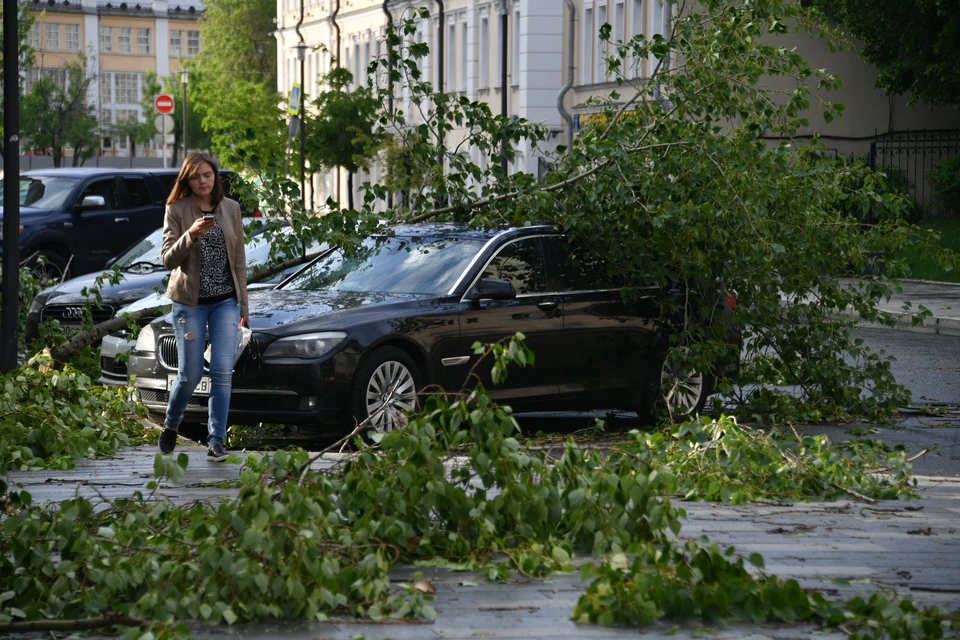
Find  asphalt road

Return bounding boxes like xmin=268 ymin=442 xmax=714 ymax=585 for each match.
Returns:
xmin=854 ymin=326 xmax=960 ymax=407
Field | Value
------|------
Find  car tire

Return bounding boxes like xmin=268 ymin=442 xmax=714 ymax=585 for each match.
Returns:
xmin=350 ymin=346 xmax=421 ymax=438
xmin=27 ymin=249 xmax=69 ymax=285
xmin=642 ymin=347 xmax=713 ymax=422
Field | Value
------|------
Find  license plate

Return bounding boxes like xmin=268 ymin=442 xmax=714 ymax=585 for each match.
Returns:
xmin=167 ymin=374 xmax=212 ymax=396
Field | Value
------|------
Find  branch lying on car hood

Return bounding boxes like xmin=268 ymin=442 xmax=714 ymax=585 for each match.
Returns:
xmin=48 ymin=306 xmax=167 ymax=366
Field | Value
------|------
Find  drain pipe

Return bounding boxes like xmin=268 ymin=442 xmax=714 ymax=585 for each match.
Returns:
xmin=435 ymin=0 xmax=446 ymax=196
xmin=331 ymin=0 xmax=341 ymax=204
xmin=557 ymin=0 xmax=575 ymax=153
xmin=436 ymin=0 xmax=444 ymax=96
xmin=383 ymin=0 xmax=393 ymax=114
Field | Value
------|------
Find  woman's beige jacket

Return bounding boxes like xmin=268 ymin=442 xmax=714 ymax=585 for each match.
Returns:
xmin=161 ymin=196 xmax=249 ymax=317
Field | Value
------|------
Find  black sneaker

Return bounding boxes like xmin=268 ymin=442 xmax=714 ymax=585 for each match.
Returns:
xmin=207 ymin=443 xmax=229 ymax=462
xmin=158 ymin=428 xmax=178 ymax=454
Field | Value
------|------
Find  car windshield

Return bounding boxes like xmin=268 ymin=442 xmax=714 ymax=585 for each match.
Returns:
xmin=281 ymin=235 xmax=486 ymax=295
xmin=0 ymin=176 xmax=80 ymax=209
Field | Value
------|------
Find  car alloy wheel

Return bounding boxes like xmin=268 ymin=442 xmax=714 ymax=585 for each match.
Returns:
xmin=659 ymin=347 xmax=710 ymax=419
xmin=356 ymin=346 xmax=421 ymax=433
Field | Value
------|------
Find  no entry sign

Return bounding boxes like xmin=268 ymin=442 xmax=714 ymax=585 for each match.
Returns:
xmin=154 ymin=94 xmax=175 ymax=114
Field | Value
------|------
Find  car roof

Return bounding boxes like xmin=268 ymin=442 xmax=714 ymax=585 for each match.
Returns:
xmin=20 ymin=168 xmax=140 ymax=177
xmin=385 ymin=222 xmax=555 ymax=240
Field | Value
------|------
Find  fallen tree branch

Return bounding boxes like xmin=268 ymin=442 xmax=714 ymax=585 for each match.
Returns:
xmin=0 ymin=612 xmax=149 ymax=633
xmin=47 ymin=305 xmax=166 ymax=365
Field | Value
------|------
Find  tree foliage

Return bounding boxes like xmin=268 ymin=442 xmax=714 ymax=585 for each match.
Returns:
xmin=0 ymin=338 xmax=948 ymax=638
xmin=306 ymin=66 xmax=384 ymax=209
xmin=20 ymin=57 xmax=98 ymax=167
xmin=812 ymin=0 xmax=960 ymax=107
xmin=190 ymin=0 xmax=286 ymax=168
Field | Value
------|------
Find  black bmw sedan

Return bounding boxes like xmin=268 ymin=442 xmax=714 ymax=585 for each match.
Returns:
xmin=127 ymin=224 xmax=739 ymax=433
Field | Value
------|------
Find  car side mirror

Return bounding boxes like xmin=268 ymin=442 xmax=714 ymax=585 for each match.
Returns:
xmin=79 ymin=195 xmax=106 ymax=209
xmin=466 ymin=278 xmax=516 ymax=300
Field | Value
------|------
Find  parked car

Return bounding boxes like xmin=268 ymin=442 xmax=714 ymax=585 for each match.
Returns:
xmin=0 ymin=167 xmax=253 ymax=283
xmin=127 ymin=224 xmax=740 ymax=434
xmin=25 ymin=222 xmax=322 ymax=375
xmin=95 ymin=228 xmax=323 ymax=386
xmin=0 ymin=168 xmax=171 ymax=281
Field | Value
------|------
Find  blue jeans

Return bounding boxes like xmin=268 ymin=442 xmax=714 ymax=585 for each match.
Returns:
xmin=165 ymin=297 xmax=240 ymax=447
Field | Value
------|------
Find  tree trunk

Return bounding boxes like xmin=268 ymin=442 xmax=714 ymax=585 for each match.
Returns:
xmin=347 ymin=172 xmax=354 ymax=210
xmin=49 ymin=306 xmax=165 ymax=365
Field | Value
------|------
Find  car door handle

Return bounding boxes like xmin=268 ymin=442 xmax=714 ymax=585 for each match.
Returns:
xmin=537 ymin=301 xmax=559 ymax=312
xmin=114 ymin=217 xmax=129 ymax=223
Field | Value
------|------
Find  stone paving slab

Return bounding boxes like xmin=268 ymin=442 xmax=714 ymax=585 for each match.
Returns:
xmin=5 ymin=448 xmax=960 ymax=639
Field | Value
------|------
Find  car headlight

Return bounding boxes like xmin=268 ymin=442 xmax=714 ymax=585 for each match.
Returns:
xmin=262 ymin=331 xmax=347 ymax=359
xmin=134 ymin=323 xmax=156 ymax=352
xmin=28 ymin=294 xmax=49 ymax=315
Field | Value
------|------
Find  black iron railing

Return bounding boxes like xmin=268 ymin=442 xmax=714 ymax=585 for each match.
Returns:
xmin=870 ymin=129 xmax=960 ymax=218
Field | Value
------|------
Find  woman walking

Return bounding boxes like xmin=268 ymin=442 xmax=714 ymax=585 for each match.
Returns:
xmin=157 ymin=152 xmax=249 ymax=461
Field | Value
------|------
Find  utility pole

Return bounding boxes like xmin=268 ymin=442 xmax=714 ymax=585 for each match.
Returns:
xmin=2 ymin=0 xmax=22 ymax=373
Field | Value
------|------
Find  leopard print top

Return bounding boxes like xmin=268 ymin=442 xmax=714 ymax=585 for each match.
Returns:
xmin=198 ymin=213 xmax=236 ymax=300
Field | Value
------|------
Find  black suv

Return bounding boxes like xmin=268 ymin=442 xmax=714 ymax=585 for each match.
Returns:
xmin=0 ymin=168 xmax=170 ymax=281
xmin=0 ymin=167 xmax=253 ymax=283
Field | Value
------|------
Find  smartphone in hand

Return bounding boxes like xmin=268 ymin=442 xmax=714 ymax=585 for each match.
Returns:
xmin=202 ymin=213 xmax=215 ymax=221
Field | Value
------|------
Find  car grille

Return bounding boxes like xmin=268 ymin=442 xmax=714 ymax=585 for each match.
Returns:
xmin=157 ymin=336 xmax=179 ymax=369
xmin=42 ymin=304 xmax=116 ymax=331
xmin=137 ymin=388 xmax=301 ymax=412
xmin=100 ymin=356 xmax=128 ymax=377
xmin=138 ymin=388 xmax=207 ymax=407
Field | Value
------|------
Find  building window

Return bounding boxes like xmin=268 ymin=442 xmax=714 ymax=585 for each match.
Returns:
xmin=631 ymin=0 xmax=643 ymax=77
xmin=99 ymin=72 xmax=112 ymax=104
xmin=115 ymin=72 xmax=139 ymax=103
xmin=511 ymin=9 xmax=519 ymax=84
xmin=363 ymin=38 xmax=371 ymax=86
xmin=596 ymin=3 xmax=608 ymax=81
xmin=479 ymin=16 xmax=489 ymax=89
xmin=66 ymin=24 xmax=80 ymax=51
xmin=137 ymin=28 xmax=151 ymax=54
xmin=28 ymin=24 xmax=40 ymax=49
xmin=187 ymin=30 xmax=200 ymax=56
xmin=495 ymin=10 xmax=504 ymax=88
xmin=615 ymin=1 xmax=625 ymax=44
xmin=460 ymin=18 xmax=467 ymax=92
xmin=118 ymin=27 xmax=131 ymax=53
xmin=353 ymin=42 xmax=360 ymax=88
xmin=45 ymin=23 xmax=61 ymax=50
xmin=652 ymin=0 xmax=666 ymax=37
xmin=99 ymin=26 xmax=112 ymax=52
xmin=582 ymin=7 xmax=593 ymax=84
xmin=447 ymin=22 xmax=455 ymax=91
xmin=170 ymin=30 xmax=182 ymax=56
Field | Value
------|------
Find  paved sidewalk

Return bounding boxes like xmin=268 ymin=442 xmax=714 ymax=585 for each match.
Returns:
xmin=7 ymin=445 xmax=960 ymax=640
xmin=845 ymin=278 xmax=960 ymax=337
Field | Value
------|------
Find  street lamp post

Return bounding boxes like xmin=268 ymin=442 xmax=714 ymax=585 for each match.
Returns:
xmin=180 ymin=67 xmax=189 ymax=158
xmin=296 ymin=42 xmax=308 ymax=207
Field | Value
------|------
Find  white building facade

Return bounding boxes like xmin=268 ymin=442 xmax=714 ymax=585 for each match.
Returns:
xmin=276 ymin=0 xmax=960 ymax=209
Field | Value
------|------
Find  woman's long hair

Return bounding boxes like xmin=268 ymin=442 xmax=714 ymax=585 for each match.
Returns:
xmin=166 ymin=152 xmax=224 ymax=206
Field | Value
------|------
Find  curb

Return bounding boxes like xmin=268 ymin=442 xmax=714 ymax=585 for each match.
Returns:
xmin=851 ymin=311 xmax=960 ymax=337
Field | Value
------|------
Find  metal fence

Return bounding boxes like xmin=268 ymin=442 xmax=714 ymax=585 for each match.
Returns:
xmin=869 ymin=129 xmax=960 ymax=218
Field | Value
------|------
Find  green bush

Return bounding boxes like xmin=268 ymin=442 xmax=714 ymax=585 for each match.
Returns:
xmin=929 ymin=155 xmax=960 ymax=218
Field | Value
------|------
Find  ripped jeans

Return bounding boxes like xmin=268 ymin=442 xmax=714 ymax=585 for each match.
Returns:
xmin=165 ymin=297 xmax=240 ymax=447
